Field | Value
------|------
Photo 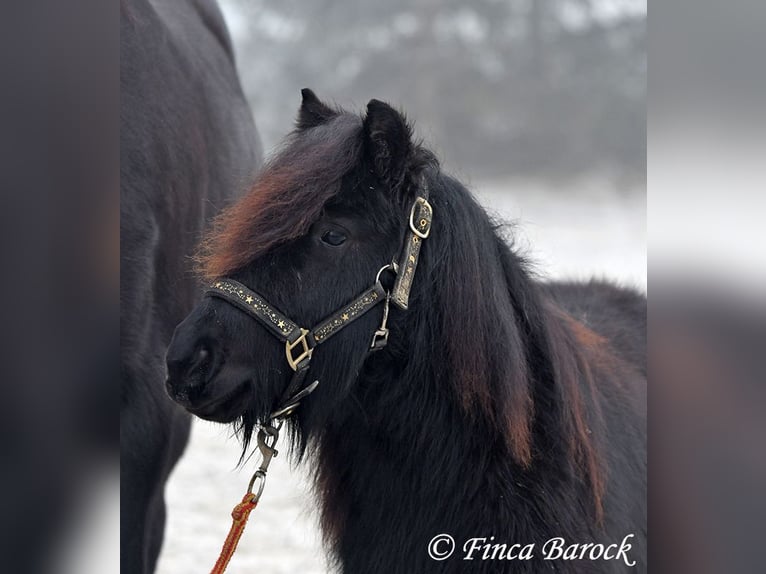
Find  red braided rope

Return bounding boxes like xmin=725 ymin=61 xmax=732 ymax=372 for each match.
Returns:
xmin=210 ymin=492 xmax=259 ymax=574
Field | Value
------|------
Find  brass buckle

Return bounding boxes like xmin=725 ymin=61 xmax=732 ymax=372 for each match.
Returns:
xmin=409 ymin=197 xmax=432 ymax=239
xmin=285 ymin=328 xmax=313 ymax=371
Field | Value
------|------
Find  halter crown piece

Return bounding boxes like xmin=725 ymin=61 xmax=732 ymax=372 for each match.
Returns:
xmin=204 ymin=177 xmax=432 ymax=573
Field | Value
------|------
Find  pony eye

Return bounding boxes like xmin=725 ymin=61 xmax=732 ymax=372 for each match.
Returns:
xmin=321 ymin=229 xmax=347 ymax=246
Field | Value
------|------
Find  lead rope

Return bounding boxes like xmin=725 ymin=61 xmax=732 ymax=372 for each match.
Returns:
xmin=209 ymin=493 xmax=258 ymax=574
xmin=210 ymin=419 xmax=283 ymax=574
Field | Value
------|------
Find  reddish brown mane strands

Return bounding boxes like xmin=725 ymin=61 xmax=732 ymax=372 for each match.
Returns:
xmin=198 ymin=115 xmax=364 ymax=280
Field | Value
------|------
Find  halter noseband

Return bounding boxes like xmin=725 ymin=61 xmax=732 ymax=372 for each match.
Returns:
xmin=205 ymin=179 xmax=433 ymax=420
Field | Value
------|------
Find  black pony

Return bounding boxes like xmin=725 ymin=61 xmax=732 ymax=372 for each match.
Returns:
xmin=120 ymin=1 xmax=261 ymax=572
xmin=166 ymin=90 xmax=646 ymax=573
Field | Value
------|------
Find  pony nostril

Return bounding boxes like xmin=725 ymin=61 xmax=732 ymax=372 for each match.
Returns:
xmin=191 ymin=346 xmax=209 ymax=369
xmin=166 ymin=342 xmax=216 ymax=390
xmin=185 ymin=345 xmax=213 ymax=383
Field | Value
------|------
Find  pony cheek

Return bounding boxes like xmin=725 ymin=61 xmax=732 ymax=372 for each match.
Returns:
xmin=299 ymin=327 xmax=377 ymax=427
xmin=242 ymin=336 xmax=294 ymax=411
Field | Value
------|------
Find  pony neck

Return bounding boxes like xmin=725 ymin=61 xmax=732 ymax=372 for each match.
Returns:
xmin=321 ymin=168 xmax=604 ymax=508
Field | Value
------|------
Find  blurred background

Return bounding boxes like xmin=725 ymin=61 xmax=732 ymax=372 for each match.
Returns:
xmin=158 ymin=1 xmax=646 ymax=573
xmin=223 ymin=0 xmax=645 ymax=182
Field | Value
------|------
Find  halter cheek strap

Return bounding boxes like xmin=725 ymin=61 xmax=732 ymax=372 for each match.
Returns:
xmin=205 ymin=178 xmax=432 ymax=419
xmin=392 ymin=191 xmax=432 ymax=309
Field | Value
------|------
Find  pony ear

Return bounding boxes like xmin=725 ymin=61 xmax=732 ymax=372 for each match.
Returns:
xmin=363 ymin=99 xmax=412 ymax=191
xmin=296 ymin=88 xmax=336 ymax=130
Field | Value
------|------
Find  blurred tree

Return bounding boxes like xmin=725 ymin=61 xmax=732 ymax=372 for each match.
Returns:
xmin=222 ymin=0 xmax=645 ymax=181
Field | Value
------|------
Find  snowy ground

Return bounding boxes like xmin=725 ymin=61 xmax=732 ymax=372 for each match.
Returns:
xmin=156 ymin=177 xmax=646 ymax=573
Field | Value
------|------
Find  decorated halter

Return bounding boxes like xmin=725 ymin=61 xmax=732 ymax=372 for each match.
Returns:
xmin=205 ymin=178 xmax=433 ymax=420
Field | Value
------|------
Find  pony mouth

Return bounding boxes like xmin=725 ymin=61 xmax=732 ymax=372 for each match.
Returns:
xmin=186 ymin=380 xmax=252 ymax=422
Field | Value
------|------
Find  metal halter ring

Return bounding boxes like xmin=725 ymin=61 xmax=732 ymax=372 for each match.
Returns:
xmin=375 ymin=262 xmax=399 ymax=285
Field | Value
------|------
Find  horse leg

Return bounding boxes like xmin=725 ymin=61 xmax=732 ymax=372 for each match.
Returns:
xmin=121 ymin=374 xmax=191 ymax=573
xmin=146 ymin=490 xmax=166 ymax=572
xmin=121 ymin=451 xmax=155 ymax=573
xmin=146 ymin=411 xmax=190 ymax=572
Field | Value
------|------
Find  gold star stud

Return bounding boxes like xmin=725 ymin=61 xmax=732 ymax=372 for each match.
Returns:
xmin=342 ymin=312 xmax=350 ymax=321
xmin=278 ymin=320 xmax=286 ymax=329
xmin=245 ymin=295 xmax=254 ymax=304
